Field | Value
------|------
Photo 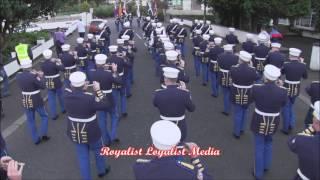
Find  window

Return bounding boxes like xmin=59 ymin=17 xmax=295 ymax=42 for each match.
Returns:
xmin=295 ymin=11 xmax=316 ymax=31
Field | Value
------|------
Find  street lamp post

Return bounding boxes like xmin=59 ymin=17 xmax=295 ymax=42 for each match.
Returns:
xmin=203 ymin=0 xmax=207 ymax=21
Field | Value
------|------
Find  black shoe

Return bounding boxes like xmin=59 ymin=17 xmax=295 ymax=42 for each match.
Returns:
xmin=240 ymin=130 xmax=244 ymax=135
xmin=126 ymin=94 xmax=132 ymax=98
xmin=42 ymin=136 xmax=50 ymax=142
xmin=264 ymin=168 xmax=269 ymax=172
xmin=281 ymin=129 xmax=289 ymax=135
xmin=233 ymin=134 xmax=240 ymax=139
xmin=35 ymin=138 xmax=41 ymax=145
xmin=122 ymin=113 xmax=128 ymax=118
xmin=52 ymin=115 xmax=59 ymax=120
xmin=61 ymin=110 xmax=66 ymax=114
xmin=202 ymin=83 xmax=207 ymax=86
xmin=113 ymin=138 xmax=120 ymax=143
xmin=211 ymin=94 xmax=218 ymax=98
xmin=98 ymin=166 xmax=111 ymax=178
xmin=221 ymin=112 xmax=229 ymax=116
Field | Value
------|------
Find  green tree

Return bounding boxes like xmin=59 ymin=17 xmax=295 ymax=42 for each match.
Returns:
xmin=0 ymin=0 xmax=64 ymax=50
xmin=312 ymin=0 xmax=320 ymax=31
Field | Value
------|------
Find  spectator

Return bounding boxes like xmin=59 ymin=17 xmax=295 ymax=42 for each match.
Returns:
xmin=0 ymin=156 xmax=24 ymax=180
xmin=0 ymin=51 xmax=10 ymax=97
xmin=77 ymin=19 xmax=85 ymax=38
xmin=53 ymin=27 xmax=66 ymax=55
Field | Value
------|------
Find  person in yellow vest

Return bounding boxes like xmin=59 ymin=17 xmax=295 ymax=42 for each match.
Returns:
xmin=15 ymin=42 xmax=33 ymax=65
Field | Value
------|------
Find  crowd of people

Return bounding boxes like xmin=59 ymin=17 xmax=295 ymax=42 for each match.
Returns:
xmin=0 ymin=14 xmax=319 ymax=180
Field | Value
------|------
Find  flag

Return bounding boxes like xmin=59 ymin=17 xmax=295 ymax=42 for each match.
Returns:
xmin=118 ymin=0 xmax=123 ymax=17
xmin=153 ymin=0 xmax=158 ymax=16
xmin=147 ymin=1 xmax=153 ymax=16
xmin=114 ymin=0 xmax=118 ymax=17
xmin=123 ymin=0 xmax=127 ymax=16
xmin=136 ymin=0 xmax=141 ymax=17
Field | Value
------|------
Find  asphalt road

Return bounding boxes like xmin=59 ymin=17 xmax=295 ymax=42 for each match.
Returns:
xmin=1 ymin=19 xmax=318 ymax=180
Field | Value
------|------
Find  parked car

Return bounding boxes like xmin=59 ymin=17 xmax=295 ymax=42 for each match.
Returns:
xmin=89 ymin=19 xmax=107 ymax=34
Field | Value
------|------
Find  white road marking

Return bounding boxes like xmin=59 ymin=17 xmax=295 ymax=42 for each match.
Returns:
xmin=135 ymin=33 xmax=142 ymax=39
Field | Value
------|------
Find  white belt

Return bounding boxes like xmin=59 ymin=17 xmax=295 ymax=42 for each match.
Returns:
xmin=69 ymin=114 xmax=97 ymax=123
xmin=99 ymin=38 xmax=105 ymax=41
xmin=297 ymin=169 xmax=309 ymax=180
xmin=233 ymin=83 xmax=253 ymax=89
xmin=102 ymin=89 xmax=112 ymax=94
xmin=118 ymin=72 xmax=124 ymax=76
xmin=160 ymin=115 xmax=185 ymax=121
xmin=22 ymin=90 xmax=40 ymax=95
xmin=161 ymin=84 xmax=167 ymax=89
xmin=194 ymin=47 xmax=200 ymax=50
xmin=255 ymin=57 xmax=266 ymax=61
xmin=45 ymin=74 xmax=60 ymax=79
xmin=65 ymin=65 xmax=77 ymax=70
xmin=285 ymin=79 xmax=300 ymax=84
xmin=255 ymin=108 xmax=280 ymax=117
xmin=91 ymin=50 xmax=97 ymax=53
xmin=210 ymin=60 xmax=217 ymax=63
xmin=219 ymin=68 xmax=229 ymax=73
xmin=79 ymin=57 xmax=87 ymax=60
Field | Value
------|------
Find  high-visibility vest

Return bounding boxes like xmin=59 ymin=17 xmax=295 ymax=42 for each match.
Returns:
xmin=15 ymin=44 xmax=30 ymax=62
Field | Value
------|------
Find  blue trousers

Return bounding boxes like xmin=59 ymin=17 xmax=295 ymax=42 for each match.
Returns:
xmin=233 ymin=104 xmax=248 ymax=136
xmin=201 ymin=63 xmax=209 ymax=84
xmin=47 ymin=88 xmax=65 ymax=119
xmin=74 ymin=140 xmax=106 ymax=180
xmin=116 ymin=24 xmax=120 ymax=32
xmin=193 ymin=56 xmax=201 ymax=77
xmin=0 ymin=68 xmax=9 ymax=96
xmin=25 ymin=106 xmax=49 ymax=143
xmin=254 ymin=133 xmax=273 ymax=179
xmin=112 ymin=88 xmax=127 ymax=116
xmin=282 ymin=97 xmax=296 ymax=132
xmin=98 ymin=108 xmax=118 ymax=145
xmin=154 ymin=53 xmax=160 ymax=76
xmin=210 ymin=72 xmax=219 ymax=96
xmin=222 ymin=87 xmax=231 ymax=114
xmin=176 ymin=43 xmax=185 ymax=57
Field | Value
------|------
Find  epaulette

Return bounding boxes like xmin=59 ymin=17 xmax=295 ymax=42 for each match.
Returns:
xmin=90 ymin=69 xmax=96 ymax=72
xmin=65 ymin=88 xmax=72 ymax=92
xmin=136 ymin=159 xmax=151 ymax=163
xmin=297 ymin=132 xmax=314 ymax=137
xmin=253 ymin=83 xmax=263 ymax=86
xmin=155 ymin=89 xmax=163 ymax=92
xmin=284 ymin=61 xmax=290 ymax=64
xmin=85 ymin=92 xmax=93 ymax=95
xmin=177 ymin=161 xmax=194 ymax=170
xmin=231 ymin=64 xmax=239 ymax=68
xmin=311 ymin=81 xmax=319 ymax=83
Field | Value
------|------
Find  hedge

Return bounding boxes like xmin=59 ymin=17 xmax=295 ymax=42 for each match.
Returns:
xmin=2 ymin=31 xmax=50 ymax=63
xmin=93 ymin=5 xmax=114 ymax=18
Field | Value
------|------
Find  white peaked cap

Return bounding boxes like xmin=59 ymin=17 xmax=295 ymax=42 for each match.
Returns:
xmin=199 ymin=20 xmax=204 ymax=24
xmin=62 ymin=44 xmax=70 ymax=51
xmin=289 ymin=48 xmax=302 ymax=57
xmin=121 ymin=35 xmax=130 ymax=41
xmin=20 ymin=60 xmax=32 ymax=69
xmin=152 ymin=23 xmax=156 ymax=27
xmin=179 ymin=21 xmax=184 ymax=25
xmin=206 ymin=20 xmax=211 ymax=25
xmin=195 ymin=19 xmax=199 ymax=23
xmin=146 ymin=16 xmax=151 ymax=21
xmin=151 ymin=19 xmax=155 ymax=23
xmin=43 ymin=49 xmax=53 ymax=59
xmin=271 ymin=43 xmax=281 ymax=48
xmin=150 ymin=120 xmax=181 ymax=150
xmin=313 ymin=101 xmax=320 ymax=120
xmin=209 ymin=30 xmax=215 ymax=35
xmin=87 ymin=33 xmax=94 ymax=39
xmin=169 ymin=19 xmax=174 ymax=23
xmin=156 ymin=28 xmax=162 ymax=34
xmin=162 ymin=67 xmax=180 ymax=79
xmin=229 ymin=27 xmax=235 ymax=32
xmin=224 ymin=44 xmax=233 ymax=51
xmin=246 ymin=34 xmax=253 ymax=40
xmin=264 ymin=64 xmax=281 ymax=81
xmin=108 ymin=45 xmax=118 ymax=52
xmin=165 ymin=50 xmax=179 ymax=61
xmin=164 ymin=42 xmax=175 ymax=51
xmin=69 ymin=71 xmax=86 ymax=87
xmin=95 ymin=54 xmax=107 ymax=65
xmin=117 ymin=38 xmax=124 ymax=44
xmin=77 ymin=37 xmax=84 ymax=44
xmin=214 ymin=37 xmax=222 ymax=45
xmin=239 ymin=51 xmax=252 ymax=62
xmin=202 ymin=34 xmax=210 ymax=40
xmin=156 ymin=22 xmax=162 ymax=27
xmin=195 ymin=30 xmax=202 ymax=35
xmin=124 ymin=21 xmax=130 ymax=27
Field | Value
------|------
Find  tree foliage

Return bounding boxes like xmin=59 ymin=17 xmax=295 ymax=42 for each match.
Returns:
xmin=207 ymin=0 xmax=312 ymax=32
xmin=0 ymin=0 xmax=64 ymax=50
